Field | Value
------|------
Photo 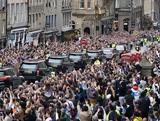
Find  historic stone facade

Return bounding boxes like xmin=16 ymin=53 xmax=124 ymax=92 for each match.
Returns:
xmin=0 ymin=0 xmax=7 ymax=49
xmin=72 ymin=0 xmax=105 ymax=36
xmin=7 ymin=0 xmax=28 ymax=47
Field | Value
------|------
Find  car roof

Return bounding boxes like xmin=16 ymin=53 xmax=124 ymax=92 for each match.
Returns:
xmin=69 ymin=52 xmax=84 ymax=55
xmin=22 ymin=59 xmax=45 ymax=64
xmin=49 ymin=55 xmax=67 ymax=59
xmin=87 ymin=50 xmax=101 ymax=52
xmin=0 ymin=67 xmax=13 ymax=71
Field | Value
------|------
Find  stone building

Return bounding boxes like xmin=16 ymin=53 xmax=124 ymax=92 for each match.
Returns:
xmin=44 ymin=0 xmax=62 ymax=40
xmin=101 ymin=0 xmax=115 ymax=34
xmin=115 ymin=0 xmax=143 ymax=31
xmin=0 ymin=0 xmax=7 ymax=49
xmin=144 ymin=0 xmax=160 ymax=22
xmin=27 ymin=0 xmax=44 ymax=44
xmin=72 ymin=0 xmax=105 ymax=36
xmin=7 ymin=0 xmax=28 ymax=47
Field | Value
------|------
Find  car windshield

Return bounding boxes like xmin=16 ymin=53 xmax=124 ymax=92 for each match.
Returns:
xmin=0 ymin=71 xmax=4 ymax=76
xmin=48 ymin=58 xmax=62 ymax=65
xmin=69 ymin=55 xmax=81 ymax=61
xmin=103 ymin=48 xmax=113 ymax=54
xmin=116 ymin=45 xmax=125 ymax=51
xmin=87 ymin=52 xmax=98 ymax=57
xmin=21 ymin=63 xmax=37 ymax=71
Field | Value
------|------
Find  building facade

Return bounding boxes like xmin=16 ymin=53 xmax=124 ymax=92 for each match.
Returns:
xmin=115 ymin=0 xmax=143 ymax=31
xmin=101 ymin=0 xmax=115 ymax=34
xmin=144 ymin=0 xmax=160 ymax=22
xmin=44 ymin=0 xmax=60 ymax=40
xmin=27 ymin=0 xmax=44 ymax=44
xmin=61 ymin=0 xmax=74 ymax=41
xmin=7 ymin=0 xmax=28 ymax=48
xmin=62 ymin=0 xmax=72 ymax=31
xmin=72 ymin=0 xmax=105 ymax=36
xmin=0 ymin=0 xmax=7 ymax=49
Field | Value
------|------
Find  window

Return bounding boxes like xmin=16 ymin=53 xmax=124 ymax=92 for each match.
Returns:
xmin=33 ymin=14 xmax=35 ymax=23
xmin=0 ymin=0 xmax=5 ymax=9
xmin=80 ymin=0 xmax=84 ymax=8
xmin=87 ymin=52 xmax=98 ymax=58
xmin=29 ymin=15 xmax=31 ymax=24
xmin=46 ymin=16 xmax=50 ymax=27
xmin=0 ymin=71 xmax=4 ymax=76
xmin=87 ymin=0 xmax=91 ymax=8
xmin=21 ymin=64 xmax=37 ymax=70
xmin=69 ymin=55 xmax=81 ymax=61
xmin=48 ymin=59 xmax=62 ymax=65
xmin=55 ymin=0 xmax=57 ymax=8
xmin=54 ymin=15 xmax=56 ymax=27
xmin=48 ymin=15 xmax=50 ymax=27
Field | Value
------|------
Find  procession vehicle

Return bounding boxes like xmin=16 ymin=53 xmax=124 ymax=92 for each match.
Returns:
xmin=19 ymin=59 xmax=49 ymax=82
xmin=87 ymin=50 xmax=104 ymax=63
xmin=0 ymin=67 xmax=24 ymax=90
xmin=46 ymin=55 xmax=74 ymax=74
xmin=102 ymin=48 xmax=115 ymax=60
xmin=69 ymin=52 xmax=89 ymax=70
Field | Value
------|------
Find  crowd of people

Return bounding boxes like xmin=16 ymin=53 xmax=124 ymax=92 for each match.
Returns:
xmin=0 ymin=31 xmax=160 ymax=121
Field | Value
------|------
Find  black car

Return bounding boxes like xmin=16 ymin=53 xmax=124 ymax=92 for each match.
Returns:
xmin=46 ymin=55 xmax=74 ymax=74
xmin=19 ymin=60 xmax=49 ymax=82
xmin=0 ymin=67 xmax=24 ymax=90
xmin=87 ymin=50 xmax=104 ymax=63
xmin=102 ymin=48 xmax=115 ymax=60
xmin=69 ymin=52 xmax=88 ymax=70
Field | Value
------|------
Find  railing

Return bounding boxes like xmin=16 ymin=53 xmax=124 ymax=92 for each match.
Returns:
xmin=72 ymin=8 xmax=105 ymax=15
xmin=61 ymin=6 xmax=72 ymax=11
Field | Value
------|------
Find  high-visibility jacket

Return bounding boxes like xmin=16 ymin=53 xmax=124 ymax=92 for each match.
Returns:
xmin=112 ymin=44 xmax=116 ymax=48
xmin=158 ymin=37 xmax=160 ymax=42
xmin=106 ymin=110 xmax=121 ymax=121
xmin=94 ymin=59 xmax=101 ymax=66
xmin=144 ymin=38 xmax=147 ymax=44
xmin=133 ymin=117 xmax=143 ymax=121
xmin=145 ymin=87 xmax=151 ymax=96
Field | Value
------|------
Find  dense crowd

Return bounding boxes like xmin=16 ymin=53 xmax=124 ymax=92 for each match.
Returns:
xmin=0 ymin=31 xmax=160 ymax=121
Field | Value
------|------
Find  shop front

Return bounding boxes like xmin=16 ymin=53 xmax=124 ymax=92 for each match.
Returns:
xmin=7 ymin=27 xmax=28 ymax=48
xmin=101 ymin=16 xmax=114 ymax=34
xmin=44 ymin=30 xmax=58 ymax=43
xmin=61 ymin=27 xmax=76 ymax=42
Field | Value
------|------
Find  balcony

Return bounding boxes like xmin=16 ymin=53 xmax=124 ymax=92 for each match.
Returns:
xmin=29 ymin=4 xmax=44 ymax=14
xmin=72 ymin=8 xmax=105 ymax=16
xmin=72 ymin=9 xmax=95 ymax=16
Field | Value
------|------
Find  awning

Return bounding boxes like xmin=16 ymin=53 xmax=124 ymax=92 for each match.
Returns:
xmin=44 ymin=30 xmax=58 ymax=35
xmin=28 ymin=30 xmax=43 ymax=34
xmin=101 ymin=16 xmax=114 ymax=21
